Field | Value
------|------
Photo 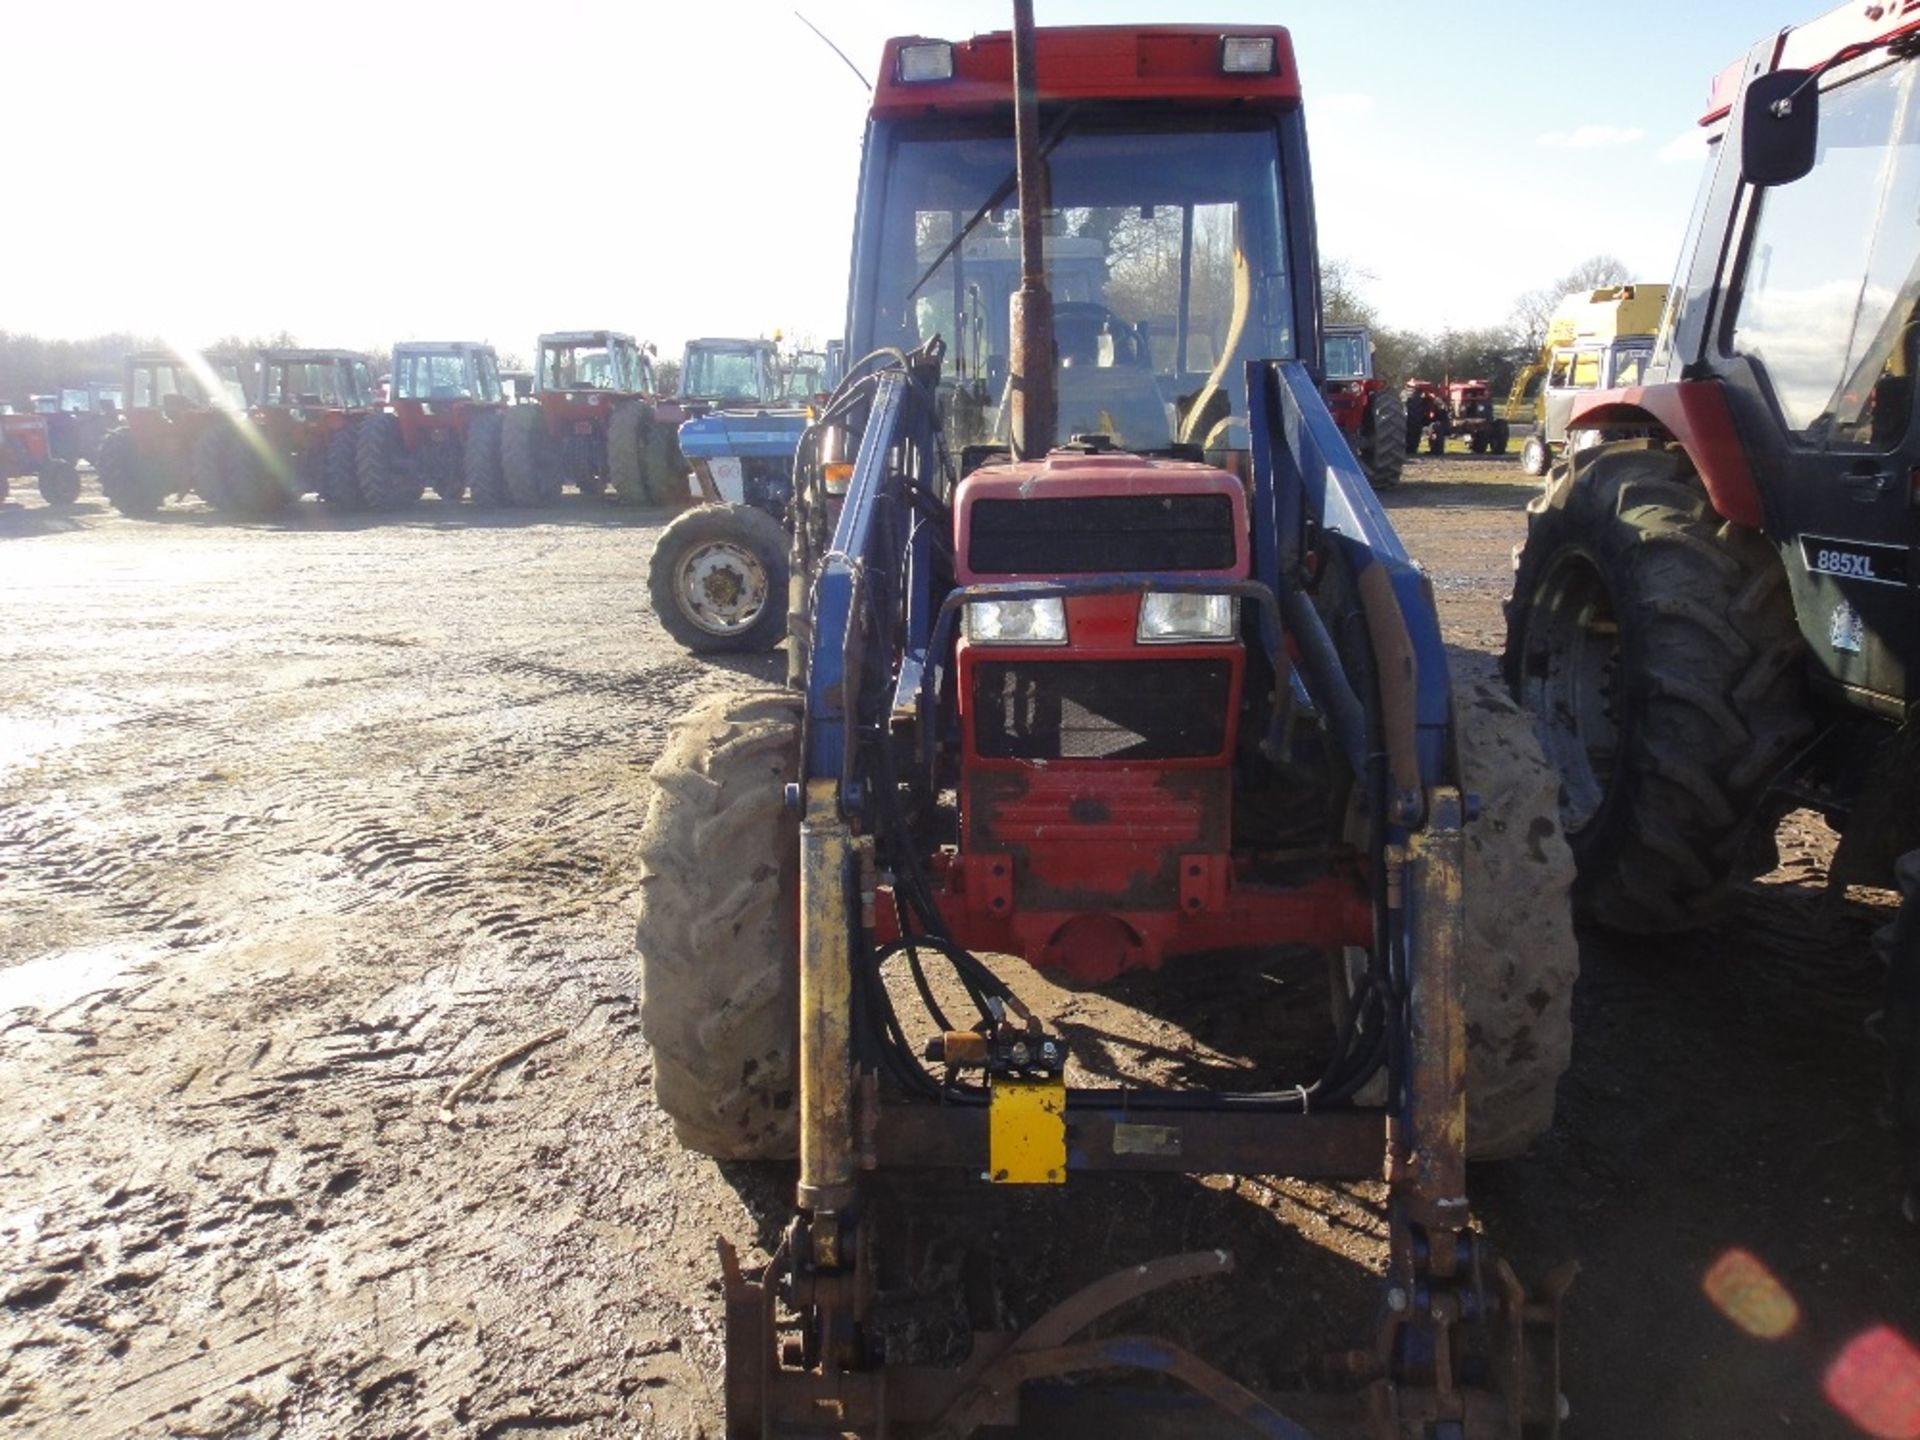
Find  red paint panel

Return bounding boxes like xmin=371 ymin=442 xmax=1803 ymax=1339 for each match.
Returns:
xmin=873 ymin=26 xmax=1299 ymax=121
xmin=1569 ymin=379 xmax=1764 ymax=529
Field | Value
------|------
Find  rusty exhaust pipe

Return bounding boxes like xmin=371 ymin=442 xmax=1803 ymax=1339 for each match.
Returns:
xmin=1008 ymin=0 xmax=1056 ymax=461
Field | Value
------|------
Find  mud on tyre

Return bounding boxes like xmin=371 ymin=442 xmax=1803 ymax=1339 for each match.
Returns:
xmin=1453 ymin=674 xmax=1578 ymax=1159
xmin=1502 ymin=440 xmax=1812 ymax=932
xmin=635 ymin=689 xmax=801 ymax=1159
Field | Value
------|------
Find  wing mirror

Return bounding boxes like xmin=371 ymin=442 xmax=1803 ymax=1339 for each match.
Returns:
xmin=1741 ymin=69 xmax=1818 ymax=187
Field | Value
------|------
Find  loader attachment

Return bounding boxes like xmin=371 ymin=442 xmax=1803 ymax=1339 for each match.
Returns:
xmin=703 ymin=349 xmax=1569 ymax=1439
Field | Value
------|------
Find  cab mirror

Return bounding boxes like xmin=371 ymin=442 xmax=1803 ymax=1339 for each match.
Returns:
xmin=1742 ymin=69 xmax=1818 ymax=187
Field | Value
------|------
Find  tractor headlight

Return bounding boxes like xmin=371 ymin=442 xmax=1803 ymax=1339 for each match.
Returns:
xmin=1138 ymin=592 xmax=1236 ymax=643
xmin=965 ymin=597 xmax=1067 ymax=645
xmin=897 ymin=41 xmax=954 ymax=82
xmin=1220 ymin=36 xmax=1277 ymax=74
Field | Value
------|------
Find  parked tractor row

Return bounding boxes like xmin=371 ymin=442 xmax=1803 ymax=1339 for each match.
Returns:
xmin=57 ymin=333 xmax=834 ymax=518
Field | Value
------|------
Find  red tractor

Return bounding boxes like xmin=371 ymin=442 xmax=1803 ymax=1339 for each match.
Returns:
xmin=96 ymin=351 xmax=254 ymax=515
xmin=1443 ymin=379 xmax=1509 ymax=455
xmin=190 ymin=348 xmax=377 ymax=513
xmin=355 ymin=342 xmax=509 ymax=509
xmin=1321 ymin=322 xmax=1404 ymax=488
xmin=0 ymin=411 xmax=82 ymax=507
xmin=500 ymin=330 xmax=682 ymax=505
xmin=1402 ymin=378 xmax=1448 ymax=455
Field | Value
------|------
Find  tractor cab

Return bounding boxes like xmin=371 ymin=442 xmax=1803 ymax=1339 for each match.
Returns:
xmin=253 ymin=349 xmax=376 ymax=453
xmin=94 ymin=350 xmax=253 ymax=514
xmin=676 ymin=337 xmax=780 ymax=412
xmin=358 ymin=343 xmax=511 ymax=508
xmin=535 ymin=330 xmax=652 ymax=408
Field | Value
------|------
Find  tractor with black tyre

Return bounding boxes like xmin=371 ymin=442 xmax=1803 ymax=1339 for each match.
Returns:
xmin=634 ymin=12 xmax=1574 ymax=1436
xmin=0 ymin=411 xmax=82 ymax=507
xmin=1502 ymin=1 xmax=1920 ymax=1211
xmin=647 ymin=337 xmax=804 ymax=653
xmin=95 ymin=350 xmax=254 ymax=515
xmin=503 ymin=330 xmax=681 ymax=505
xmin=357 ymin=342 xmax=509 ymax=509
xmin=193 ymin=349 xmax=377 ymax=514
xmin=1323 ymin=322 xmax=1405 ymax=489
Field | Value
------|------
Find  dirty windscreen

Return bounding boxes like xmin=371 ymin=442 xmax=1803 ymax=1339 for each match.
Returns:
xmin=863 ymin=121 xmax=1293 ymax=453
xmin=684 ymin=348 xmax=774 ymax=405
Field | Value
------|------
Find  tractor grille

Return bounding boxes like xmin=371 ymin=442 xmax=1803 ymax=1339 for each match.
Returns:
xmin=973 ymin=659 xmax=1231 ymax=761
xmin=969 ymin=494 xmax=1235 ymax=574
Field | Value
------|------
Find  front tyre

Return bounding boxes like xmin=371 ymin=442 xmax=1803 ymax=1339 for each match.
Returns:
xmin=1520 ymin=433 xmax=1550 ymax=478
xmin=1455 ymin=675 xmax=1578 ymax=1159
xmin=98 ymin=428 xmax=159 ymax=515
xmin=1503 ymin=441 xmax=1812 ymax=932
xmin=647 ymin=503 xmax=789 ymax=653
xmin=635 ymin=689 xmax=802 ymax=1159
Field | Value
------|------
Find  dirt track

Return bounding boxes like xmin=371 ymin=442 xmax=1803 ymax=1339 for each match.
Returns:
xmin=1 ymin=459 xmax=1914 ymax=1438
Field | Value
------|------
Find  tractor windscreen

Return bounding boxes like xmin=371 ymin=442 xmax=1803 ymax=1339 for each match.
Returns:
xmin=685 ymin=348 xmax=775 ymax=406
xmin=1323 ymin=331 xmax=1369 ymax=381
xmin=862 ymin=119 xmax=1293 ymax=454
xmin=397 ymin=353 xmax=477 ymax=402
xmin=542 ymin=344 xmax=621 ymax=392
xmin=1728 ymin=55 xmax=1920 ymax=449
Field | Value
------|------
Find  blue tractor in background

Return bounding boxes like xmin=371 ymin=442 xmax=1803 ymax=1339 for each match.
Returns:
xmin=648 ymin=337 xmax=844 ymax=652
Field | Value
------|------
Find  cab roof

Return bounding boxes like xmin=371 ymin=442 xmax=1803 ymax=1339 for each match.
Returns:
xmin=1704 ymin=0 xmax=1920 ymax=123
xmin=540 ymin=330 xmax=635 ymax=347
xmin=261 ymin=348 xmax=368 ymax=364
xmin=872 ymin=25 xmax=1299 ymax=120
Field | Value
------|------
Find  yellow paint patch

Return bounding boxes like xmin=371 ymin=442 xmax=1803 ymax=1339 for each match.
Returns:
xmin=989 ymin=1077 xmax=1066 ymax=1185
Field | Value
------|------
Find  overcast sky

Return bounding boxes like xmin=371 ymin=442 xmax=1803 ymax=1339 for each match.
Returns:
xmin=2 ymin=0 xmax=1818 ymax=361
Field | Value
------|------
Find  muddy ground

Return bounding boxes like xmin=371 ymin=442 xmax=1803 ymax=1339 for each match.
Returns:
xmin=0 ymin=457 xmax=1912 ymax=1439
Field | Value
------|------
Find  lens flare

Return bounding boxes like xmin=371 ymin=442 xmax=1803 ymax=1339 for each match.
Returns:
xmin=1702 ymin=1248 xmax=1799 ymax=1341
xmin=1825 ymin=1326 xmax=1920 ymax=1440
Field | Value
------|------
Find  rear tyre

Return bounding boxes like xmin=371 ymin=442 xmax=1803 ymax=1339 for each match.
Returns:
xmin=356 ymin=413 xmax=420 ymax=511
xmin=502 ymin=405 xmax=560 ymax=505
xmin=464 ymin=409 xmax=507 ymax=505
xmin=648 ymin=503 xmax=789 ymax=653
xmin=1503 ymin=441 xmax=1813 ymax=932
xmin=1454 ymin=674 xmax=1578 ymax=1159
xmin=608 ymin=400 xmax=680 ymax=505
xmin=1355 ymin=386 xmax=1406 ymax=491
xmin=98 ymin=428 xmax=159 ymax=515
xmin=38 ymin=460 xmax=81 ymax=507
xmin=1520 ymin=434 xmax=1550 ymax=478
xmin=1490 ymin=419 xmax=1510 ymax=455
xmin=191 ymin=427 xmax=241 ymax=511
xmin=1426 ymin=431 xmax=1445 ymax=456
xmin=322 ymin=425 xmax=366 ymax=509
xmin=636 ymin=688 xmax=802 ymax=1159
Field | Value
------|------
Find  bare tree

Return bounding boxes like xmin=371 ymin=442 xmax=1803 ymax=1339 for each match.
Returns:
xmin=1509 ymin=254 xmax=1632 ymax=351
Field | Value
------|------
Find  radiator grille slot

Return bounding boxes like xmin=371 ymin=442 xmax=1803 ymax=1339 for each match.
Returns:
xmin=973 ymin=659 xmax=1231 ymax=761
xmin=969 ymin=494 xmax=1235 ymax=574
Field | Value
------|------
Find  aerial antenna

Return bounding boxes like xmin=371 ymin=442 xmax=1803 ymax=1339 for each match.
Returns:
xmin=794 ymin=11 xmax=871 ymax=90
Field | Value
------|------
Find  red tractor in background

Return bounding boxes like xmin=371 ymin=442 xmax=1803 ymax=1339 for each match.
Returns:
xmin=355 ymin=341 xmax=509 ymax=509
xmin=0 ymin=411 xmax=82 ymax=506
xmin=96 ymin=350 xmax=254 ymax=515
xmin=500 ymin=330 xmax=683 ymax=505
xmin=193 ymin=349 xmax=377 ymax=513
xmin=1402 ymin=378 xmax=1448 ymax=455
xmin=1404 ymin=379 xmax=1510 ymax=456
xmin=1320 ymin=322 xmax=1404 ymax=488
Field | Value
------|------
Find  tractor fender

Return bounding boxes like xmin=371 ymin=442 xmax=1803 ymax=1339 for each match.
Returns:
xmin=1568 ymin=379 xmax=1762 ymax=528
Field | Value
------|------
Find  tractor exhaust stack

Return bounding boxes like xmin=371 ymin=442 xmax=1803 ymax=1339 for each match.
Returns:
xmin=1007 ymin=0 xmax=1056 ymax=461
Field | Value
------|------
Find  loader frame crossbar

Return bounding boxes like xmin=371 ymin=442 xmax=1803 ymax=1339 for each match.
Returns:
xmin=738 ymin=355 xmax=1566 ymax=1438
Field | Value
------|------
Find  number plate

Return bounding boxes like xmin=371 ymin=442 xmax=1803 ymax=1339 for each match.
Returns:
xmin=573 ymin=420 xmax=595 ymax=435
xmin=1799 ymin=534 xmax=1909 ymax=587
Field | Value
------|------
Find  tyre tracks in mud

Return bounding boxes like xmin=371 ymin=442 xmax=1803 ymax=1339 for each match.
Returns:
xmin=0 ymin=516 xmax=763 ymax=1436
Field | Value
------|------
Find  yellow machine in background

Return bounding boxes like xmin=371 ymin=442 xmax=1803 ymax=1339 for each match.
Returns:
xmin=1509 ymin=284 xmax=1669 ymax=476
